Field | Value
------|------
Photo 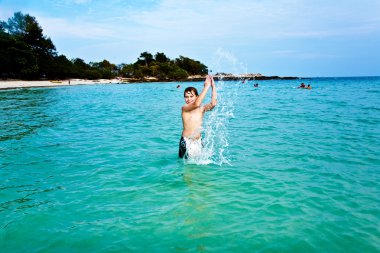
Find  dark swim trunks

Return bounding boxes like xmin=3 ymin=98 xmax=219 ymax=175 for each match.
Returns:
xmin=179 ymin=137 xmax=187 ymax=158
xmin=179 ymin=136 xmax=202 ymax=159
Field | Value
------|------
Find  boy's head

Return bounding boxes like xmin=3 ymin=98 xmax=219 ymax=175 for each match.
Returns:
xmin=184 ymin=87 xmax=198 ymax=104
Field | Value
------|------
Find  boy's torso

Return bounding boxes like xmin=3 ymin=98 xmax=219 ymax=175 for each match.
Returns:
xmin=182 ymin=106 xmax=204 ymax=139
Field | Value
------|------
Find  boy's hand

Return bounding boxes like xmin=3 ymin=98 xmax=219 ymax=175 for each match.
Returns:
xmin=210 ymin=75 xmax=215 ymax=87
xmin=204 ymin=75 xmax=212 ymax=88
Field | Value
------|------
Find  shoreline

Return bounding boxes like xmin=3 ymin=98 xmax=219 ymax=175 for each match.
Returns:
xmin=0 ymin=79 xmax=124 ymax=90
xmin=0 ymin=74 xmax=301 ymax=90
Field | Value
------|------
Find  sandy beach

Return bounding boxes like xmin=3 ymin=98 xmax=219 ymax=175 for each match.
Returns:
xmin=0 ymin=75 xmax=301 ymax=91
xmin=0 ymin=79 xmax=124 ymax=90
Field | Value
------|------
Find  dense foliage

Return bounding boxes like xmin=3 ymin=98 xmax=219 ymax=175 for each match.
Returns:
xmin=0 ymin=12 xmax=208 ymax=80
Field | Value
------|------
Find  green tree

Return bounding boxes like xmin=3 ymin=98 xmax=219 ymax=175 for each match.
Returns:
xmin=72 ymin=58 xmax=90 ymax=78
xmin=0 ymin=29 xmax=38 ymax=79
xmin=1 ymin=12 xmax=26 ymax=36
xmin=84 ymin=69 xmax=102 ymax=80
xmin=132 ymin=63 xmax=144 ymax=79
xmin=90 ymin=59 xmax=118 ymax=79
xmin=168 ymin=65 xmax=188 ymax=80
xmin=0 ymin=21 xmax=6 ymax=34
xmin=2 ymin=12 xmax=57 ymax=78
xmin=155 ymin=52 xmax=169 ymax=63
xmin=174 ymin=56 xmax=208 ymax=75
xmin=50 ymin=55 xmax=74 ymax=79
xmin=137 ymin=51 xmax=154 ymax=66
xmin=120 ymin=64 xmax=135 ymax=77
xmin=1 ymin=12 xmax=210 ymax=81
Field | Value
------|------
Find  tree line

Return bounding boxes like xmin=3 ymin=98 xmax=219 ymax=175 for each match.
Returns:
xmin=0 ymin=12 xmax=208 ymax=80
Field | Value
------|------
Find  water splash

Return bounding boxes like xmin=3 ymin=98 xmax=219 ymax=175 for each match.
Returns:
xmin=185 ymin=49 xmax=246 ymax=166
xmin=211 ymin=48 xmax=248 ymax=75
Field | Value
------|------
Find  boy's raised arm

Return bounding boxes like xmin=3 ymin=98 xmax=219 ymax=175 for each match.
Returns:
xmin=182 ymin=75 xmax=212 ymax=112
xmin=204 ymin=76 xmax=217 ymax=112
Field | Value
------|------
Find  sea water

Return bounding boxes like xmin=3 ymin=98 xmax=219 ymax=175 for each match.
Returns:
xmin=0 ymin=77 xmax=379 ymax=252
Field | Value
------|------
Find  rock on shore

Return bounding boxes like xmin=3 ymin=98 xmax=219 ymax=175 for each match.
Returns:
xmin=186 ymin=73 xmax=299 ymax=81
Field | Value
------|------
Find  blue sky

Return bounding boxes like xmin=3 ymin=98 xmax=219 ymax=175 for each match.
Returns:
xmin=1 ymin=0 xmax=379 ymax=77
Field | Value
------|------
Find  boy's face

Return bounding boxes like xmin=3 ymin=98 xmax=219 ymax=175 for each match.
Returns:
xmin=184 ymin=91 xmax=197 ymax=104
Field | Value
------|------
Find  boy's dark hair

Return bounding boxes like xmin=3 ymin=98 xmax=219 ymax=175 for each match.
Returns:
xmin=184 ymin=87 xmax=198 ymax=97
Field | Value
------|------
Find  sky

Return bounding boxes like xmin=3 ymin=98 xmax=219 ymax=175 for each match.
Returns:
xmin=1 ymin=0 xmax=380 ymax=77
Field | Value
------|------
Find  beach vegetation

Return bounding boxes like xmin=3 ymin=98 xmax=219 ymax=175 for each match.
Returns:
xmin=155 ymin=52 xmax=170 ymax=63
xmin=0 ymin=12 xmax=208 ymax=81
xmin=167 ymin=65 xmax=189 ymax=80
xmin=137 ymin=51 xmax=154 ymax=66
xmin=174 ymin=56 xmax=208 ymax=75
xmin=90 ymin=60 xmax=118 ymax=79
xmin=1 ymin=12 xmax=57 ymax=79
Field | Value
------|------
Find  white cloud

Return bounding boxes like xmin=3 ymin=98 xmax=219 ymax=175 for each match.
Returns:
xmin=32 ymin=0 xmax=380 ymax=46
xmin=6 ymin=0 xmax=378 ymax=74
xmin=37 ymin=16 xmax=118 ymax=40
xmin=113 ymin=0 xmax=380 ymax=41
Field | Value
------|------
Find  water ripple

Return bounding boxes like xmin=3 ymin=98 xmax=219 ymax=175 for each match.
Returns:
xmin=0 ymin=79 xmax=379 ymax=252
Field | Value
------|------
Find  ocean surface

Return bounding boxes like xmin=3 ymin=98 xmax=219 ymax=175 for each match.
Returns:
xmin=1 ymin=77 xmax=379 ymax=252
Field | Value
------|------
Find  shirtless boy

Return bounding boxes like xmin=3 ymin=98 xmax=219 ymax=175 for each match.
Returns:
xmin=179 ymin=75 xmax=217 ymax=158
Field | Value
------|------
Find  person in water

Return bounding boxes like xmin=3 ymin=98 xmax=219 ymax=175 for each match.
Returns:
xmin=179 ymin=75 xmax=217 ymax=159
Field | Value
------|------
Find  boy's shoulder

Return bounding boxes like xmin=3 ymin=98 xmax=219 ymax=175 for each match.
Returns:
xmin=182 ymin=106 xmax=204 ymax=113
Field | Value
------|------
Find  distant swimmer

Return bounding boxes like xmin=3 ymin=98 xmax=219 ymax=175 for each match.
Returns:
xmin=179 ymin=75 xmax=217 ymax=159
xmin=254 ymin=83 xmax=259 ymax=87
xmin=307 ymin=84 xmax=312 ymax=89
xmin=177 ymin=84 xmax=181 ymax=88
xmin=298 ymin=83 xmax=306 ymax=88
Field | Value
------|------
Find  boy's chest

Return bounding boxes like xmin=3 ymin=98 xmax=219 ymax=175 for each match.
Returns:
xmin=184 ymin=108 xmax=203 ymax=121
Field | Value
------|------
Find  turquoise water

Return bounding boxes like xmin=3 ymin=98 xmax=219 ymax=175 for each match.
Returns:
xmin=1 ymin=77 xmax=379 ymax=252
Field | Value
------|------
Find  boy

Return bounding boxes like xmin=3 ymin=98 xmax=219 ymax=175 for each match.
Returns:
xmin=179 ymin=75 xmax=217 ymax=158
